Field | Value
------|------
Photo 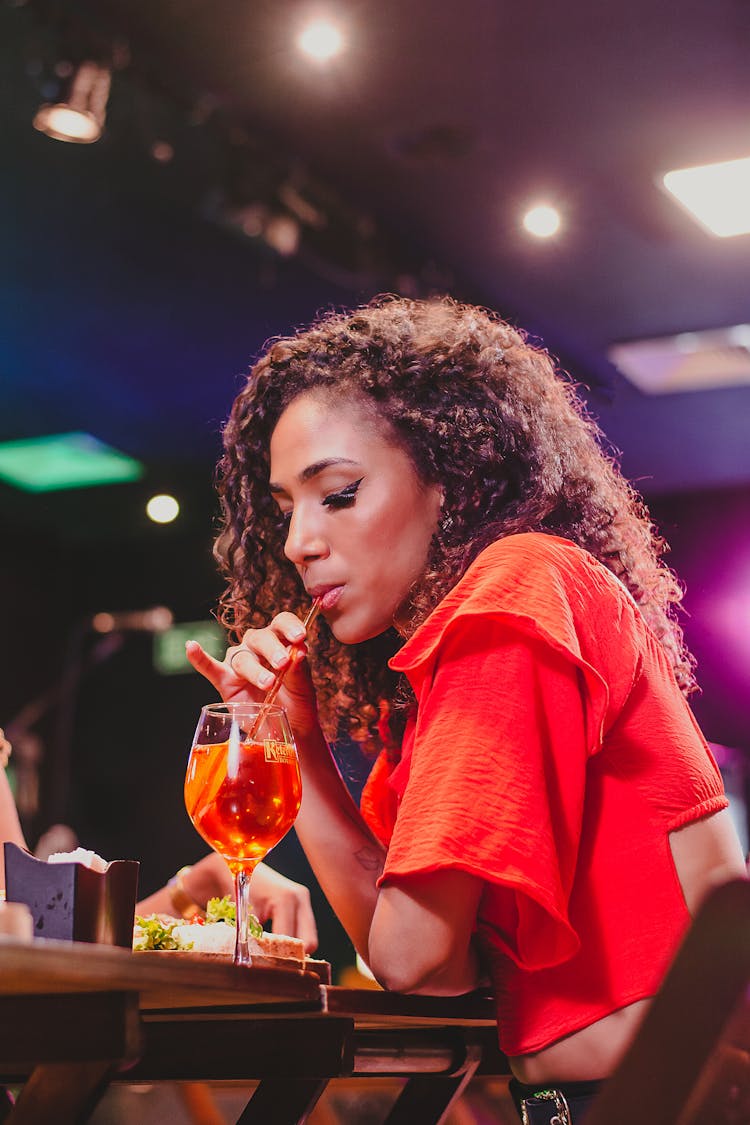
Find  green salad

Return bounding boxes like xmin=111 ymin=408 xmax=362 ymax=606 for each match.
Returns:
xmin=133 ymin=895 xmax=262 ymax=951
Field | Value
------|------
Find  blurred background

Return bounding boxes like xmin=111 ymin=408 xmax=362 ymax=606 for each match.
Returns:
xmin=1 ymin=0 xmax=749 ymax=979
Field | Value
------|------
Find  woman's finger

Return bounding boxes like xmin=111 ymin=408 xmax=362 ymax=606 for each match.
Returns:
xmin=227 ymin=646 xmax=276 ymax=690
xmin=272 ymin=611 xmax=309 ymax=644
xmin=185 ymin=640 xmax=228 ymax=693
xmin=240 ymin=614 xmax=307 ymax=673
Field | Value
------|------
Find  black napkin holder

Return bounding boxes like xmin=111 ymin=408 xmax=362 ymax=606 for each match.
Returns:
xmin=3 ymin=842 xmax=139 ymax=947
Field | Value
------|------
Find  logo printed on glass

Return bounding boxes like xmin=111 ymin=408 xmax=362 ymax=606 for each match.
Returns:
xmin=263 ymin=739 xmax=296 ymax=764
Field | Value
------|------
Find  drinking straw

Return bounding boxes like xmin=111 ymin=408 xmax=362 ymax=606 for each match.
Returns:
xmin=248 ymin=597 xmax=322 ymax=740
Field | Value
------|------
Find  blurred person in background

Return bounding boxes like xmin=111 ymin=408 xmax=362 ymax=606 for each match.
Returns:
xmin=0 ymin=728 xmax=26 ymax=891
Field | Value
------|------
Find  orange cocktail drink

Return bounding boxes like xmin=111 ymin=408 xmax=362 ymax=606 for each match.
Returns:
xmin=185 ymin=737 xmax=302 ymax=870
xmin=185 ymin=702 xmax=301 ymax=965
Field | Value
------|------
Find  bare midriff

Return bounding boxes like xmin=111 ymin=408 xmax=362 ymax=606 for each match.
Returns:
xmin=510 ymin=808 xmax=747 ymax=1084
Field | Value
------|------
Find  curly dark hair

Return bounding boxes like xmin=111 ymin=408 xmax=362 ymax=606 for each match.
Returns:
xmin=215 ymin=295 xmax=695 ymax=752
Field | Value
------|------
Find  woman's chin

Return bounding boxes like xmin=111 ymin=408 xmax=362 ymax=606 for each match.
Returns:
xmin=329 ymin=611 xmax=393 ymax=646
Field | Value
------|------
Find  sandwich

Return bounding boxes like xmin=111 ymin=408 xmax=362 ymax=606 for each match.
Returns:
xmin=133 ymin=895 xmax=305 ymax=963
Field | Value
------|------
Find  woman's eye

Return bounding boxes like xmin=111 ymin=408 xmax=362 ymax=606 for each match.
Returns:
xmin=322 ymin=478 xmax=363 ymax=510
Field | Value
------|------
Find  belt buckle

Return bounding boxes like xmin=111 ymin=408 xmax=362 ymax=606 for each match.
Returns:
xmin=520 ymin=1088 xmax=571 ymax=1125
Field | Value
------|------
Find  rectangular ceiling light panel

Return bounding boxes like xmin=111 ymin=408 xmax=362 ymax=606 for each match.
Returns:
xmin=662 ymin=156 xmax=750 ymax=237
xmin=0 ymin=432 xmax=144 ymax=492
xmin=608 ymin=324 xmax=750 ymax=394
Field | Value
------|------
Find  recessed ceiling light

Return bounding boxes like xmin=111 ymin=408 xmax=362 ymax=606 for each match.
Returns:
xmin=522 ymin=203 xmax=561 ymax=239
xmin=146 ymin=494 xmax=180 ymax=524
xmin=662 ymin=156 xmax=750 ymax=237
xmin=297 ymin=19 xmax=345 ymax=62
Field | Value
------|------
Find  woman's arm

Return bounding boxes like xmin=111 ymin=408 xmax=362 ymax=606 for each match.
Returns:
xmin=186 ymin=633 xmax=483 ymax=994
xmin=369 ymin=871 xmax=484 ymax=994
xmin=186 ymin=624 xmax=387 ymax=956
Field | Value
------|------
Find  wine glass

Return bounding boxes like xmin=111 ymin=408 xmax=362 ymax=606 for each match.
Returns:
xmin=185 ymin=701 xmax=302 ymax=965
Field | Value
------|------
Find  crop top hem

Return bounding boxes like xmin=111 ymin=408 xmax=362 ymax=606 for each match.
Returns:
xmin=504 ymin=985 xmax=661 ymax=1058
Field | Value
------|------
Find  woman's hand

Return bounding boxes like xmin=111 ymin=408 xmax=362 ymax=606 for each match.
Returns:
xmin=185 ymin=612 xmax=321 ymax=738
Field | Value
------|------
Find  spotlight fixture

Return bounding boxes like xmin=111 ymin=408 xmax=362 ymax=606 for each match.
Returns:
xmin=33 ymin=60 xmax=111 ymax=143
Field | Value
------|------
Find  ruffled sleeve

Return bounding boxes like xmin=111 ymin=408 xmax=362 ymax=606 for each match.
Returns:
xmin=390 ymin=535 xmax=611 ymax=756
xmin=381 ymin=617 xmax=596 ymax=970
xmin=359 ymin=750 xmax=400 ymax=848
xmin=376 ymin=535 xmax=624 ymax=971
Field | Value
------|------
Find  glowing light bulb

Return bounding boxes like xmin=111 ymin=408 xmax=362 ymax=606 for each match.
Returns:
xmin=297 ymin=19 xmax=345 ymax=61
xmin=522 ymin=204 xmax=562 ymax=239
xmin=146 ymin=494 xmax=180 ymax=524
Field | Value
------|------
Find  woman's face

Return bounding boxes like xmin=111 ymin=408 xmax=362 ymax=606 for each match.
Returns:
xmin=268 ymin=391 xmax=442 ymax=643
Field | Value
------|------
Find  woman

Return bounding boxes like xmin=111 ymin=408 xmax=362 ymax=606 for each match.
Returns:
xmin=187 ymin=296 xmax=745 ymax=1123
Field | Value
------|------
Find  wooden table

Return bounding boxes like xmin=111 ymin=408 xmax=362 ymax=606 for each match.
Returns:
xmin=0 ymin=937 xmax=507 ymax=1124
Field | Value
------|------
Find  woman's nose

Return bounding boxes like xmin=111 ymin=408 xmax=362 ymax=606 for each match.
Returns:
xmin=283 ymin=509 xmax=329 ymax=565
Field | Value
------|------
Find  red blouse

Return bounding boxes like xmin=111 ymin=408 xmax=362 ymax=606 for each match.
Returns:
xmin=360 ymin=533 xmax=727 ymax=1055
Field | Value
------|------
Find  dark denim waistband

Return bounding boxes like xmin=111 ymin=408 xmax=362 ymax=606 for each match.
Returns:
xmin=508 ymin=1077 xmax=604 ymax=1124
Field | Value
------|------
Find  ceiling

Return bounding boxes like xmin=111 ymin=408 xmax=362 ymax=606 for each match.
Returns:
xmin=1 ymin=0 xmax=749 ymax=532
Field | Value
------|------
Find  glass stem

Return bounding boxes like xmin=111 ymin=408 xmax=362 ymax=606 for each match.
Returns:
xmin=234 ymin=863 xmax=258 ymax=966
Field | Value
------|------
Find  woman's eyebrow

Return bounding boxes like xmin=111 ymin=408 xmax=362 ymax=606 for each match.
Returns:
xmin=269 ymin=457 xmax=362 ymax=493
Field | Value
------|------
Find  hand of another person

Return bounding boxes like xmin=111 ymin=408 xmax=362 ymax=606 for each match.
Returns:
xmin=136 ymin=852 xmax=318 ymax=952
xmin=185 ymin=611 xmax=322 ymax=738
xmin=0 ymin=728 xmax=28 ymax=890
xmin=250 ymin=862 xmax=318 ymax=953
xmin=0 ymin=728 xmax=11 ymax=769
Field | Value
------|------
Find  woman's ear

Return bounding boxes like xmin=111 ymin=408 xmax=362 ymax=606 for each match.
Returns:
xmin=434 ymin=487 xmax=452 ymax=535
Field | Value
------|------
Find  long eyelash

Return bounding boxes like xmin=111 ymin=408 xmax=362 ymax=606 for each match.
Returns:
xmin=322 ymin=478 xmax=364 ymax=509
xmin=278 ymin=477 xmax=364 ymax=524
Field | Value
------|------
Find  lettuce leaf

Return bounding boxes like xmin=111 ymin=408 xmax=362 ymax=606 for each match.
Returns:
xmin=134 ymin=895 xmax=262 ymax=949
xmin=206 ymin=895 xmax=262 ymax=938
xmin=134 ymin=914 xmax=193 ymax=951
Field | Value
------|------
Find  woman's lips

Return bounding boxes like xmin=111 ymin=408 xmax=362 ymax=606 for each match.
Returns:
xmin=312 ymin=586 xmax=344 ymax=611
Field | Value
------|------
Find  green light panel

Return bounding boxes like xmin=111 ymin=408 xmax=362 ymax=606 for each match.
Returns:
xmin=0 ymin=432 xmax=144 ymax=492
xmin=153 ymin=621 xmax=227 ymax=676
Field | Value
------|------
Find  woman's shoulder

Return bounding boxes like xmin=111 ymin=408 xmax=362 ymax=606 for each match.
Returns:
xmin=471 ymin=531 xmax=595 ymax=576
xmin=392 ymin=532 xmax=628 ymax=678
xmin=470 ymin=532 xmax=633 ymax=605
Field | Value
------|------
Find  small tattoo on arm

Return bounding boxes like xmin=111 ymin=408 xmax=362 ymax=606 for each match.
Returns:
xmin=354 ymin=846 xmax=384 ymax=874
